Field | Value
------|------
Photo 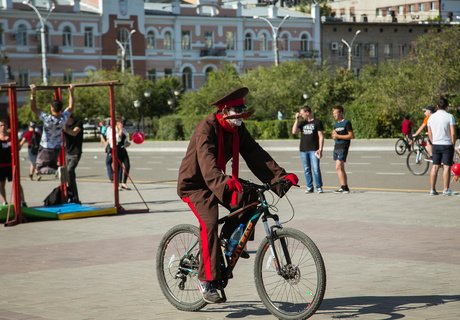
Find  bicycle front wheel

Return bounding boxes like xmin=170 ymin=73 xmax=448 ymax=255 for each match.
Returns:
xmin=406 ymin=150 xmax=430 ymax=175
xmin=254 ymin=228 xmax=326 ymax=320
xmin=395 ymin=138 xmax=408 ymax=155
xmin=156 ymin=224 xmax=206 ymax=311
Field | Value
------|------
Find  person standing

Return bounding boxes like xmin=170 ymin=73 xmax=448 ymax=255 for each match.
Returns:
xmin=106 ymin=117 xmax=131 ymax=190
xmin=291 ymin=105 xmax=324 ymax=193
xmin=177 ymin=87 xmax=298 ymax=304
xmin=401 ymin=115 xmax=414 ymax=147
xmin=427 ymin=97 xmax=456 ymax=196
xmin=29 ymin=84 xmax=75 ymax=174
xmin=100 ymin=119 xmax=114 ymax=182
xmin=63 ymin=114 xmax=83 ymax=203
xmin=332 ymin=105 xmax=354 ymax=194
xmin=413 ymin=105 xmax=436 ymax=158
xmin=0 ymin=120 xmax=26 ymax=206
xmin=19 ymin=121 xmax=41 ymax=180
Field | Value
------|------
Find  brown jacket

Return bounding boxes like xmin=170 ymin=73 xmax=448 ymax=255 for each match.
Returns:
xmin=177 ymin=113 xmax=287 ymax=202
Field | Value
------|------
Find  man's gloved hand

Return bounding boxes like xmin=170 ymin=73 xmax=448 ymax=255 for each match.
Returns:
xmin=284 ymin=173 xmax=299 ymax=186
xmin=226 ymin=178 xmax=243 ymax=193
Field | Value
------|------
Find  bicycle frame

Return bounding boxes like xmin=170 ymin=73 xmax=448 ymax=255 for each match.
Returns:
xmin=217 ymin=185 xmax=289 ymax=280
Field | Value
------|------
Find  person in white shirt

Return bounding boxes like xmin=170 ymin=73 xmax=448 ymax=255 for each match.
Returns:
xmin=427 ymin=97 xmax=456 ymax=196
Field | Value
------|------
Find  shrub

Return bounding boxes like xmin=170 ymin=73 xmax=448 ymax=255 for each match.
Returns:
xmin=156 ymin=116 xmax=184 ymax=140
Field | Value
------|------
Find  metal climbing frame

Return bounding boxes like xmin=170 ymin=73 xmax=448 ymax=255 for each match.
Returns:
xmin=1 ymin=81 xmax=148 ymax=227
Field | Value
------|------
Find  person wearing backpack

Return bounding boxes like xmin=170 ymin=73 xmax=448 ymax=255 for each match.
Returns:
xmin=19 ymin=121 xmax=41 ymax=180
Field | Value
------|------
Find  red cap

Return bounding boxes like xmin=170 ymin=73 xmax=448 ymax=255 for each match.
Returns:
xmin=211 ymin=87 xmax=249 ymax=111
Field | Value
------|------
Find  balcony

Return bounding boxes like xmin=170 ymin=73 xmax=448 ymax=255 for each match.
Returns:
xmin=298 ymin=50 xmax=320 ymax=59
xmin=200 ymin=48 xmax=226 ymax=57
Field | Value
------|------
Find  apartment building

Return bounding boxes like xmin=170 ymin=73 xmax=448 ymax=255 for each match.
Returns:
xmin=329 ymin=0 xmax=460 ymax=23
xmin=0 ymin=0 xmax=319 ymax=100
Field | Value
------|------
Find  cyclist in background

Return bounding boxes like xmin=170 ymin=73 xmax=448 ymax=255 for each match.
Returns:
xmin=401 ymin=115 xmax=414 ymax=147
xmin=177 ymin=87 xmax=298 ymax=304
xmin=413 ymin=105 xmax=436 ymax=158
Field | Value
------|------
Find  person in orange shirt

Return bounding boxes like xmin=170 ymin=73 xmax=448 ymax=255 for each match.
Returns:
xmin=413 ymin=105 xmax=436 ymax=157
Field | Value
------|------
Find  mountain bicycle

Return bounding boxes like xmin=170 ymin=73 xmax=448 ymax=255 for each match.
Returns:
xmin=406 ymin=135 xmax=431 ymax=175
xmin=395 ymin=135 xmax=412 ymax=155
xmin=156 ymin=179 xmax=326 ymax=320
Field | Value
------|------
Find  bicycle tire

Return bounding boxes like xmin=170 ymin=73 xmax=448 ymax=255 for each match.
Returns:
xmin=406 ymin=150 xmax=430 ymax=176
xmin=395 ymin=138 xmax=408 ymax=155
xmin=156 ymin=224 xmax=207 ymax=311
xmin=254 ymin=227 xmax=326 ymax=320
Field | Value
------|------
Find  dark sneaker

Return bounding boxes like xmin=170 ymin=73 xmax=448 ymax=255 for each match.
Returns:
xmin=334 ymin=187 xmax=350 ymax=194
xmin=201 ymin=281 xmax=223 ymax=304
xmin=305 ymin=188 xmax=314 ymax=194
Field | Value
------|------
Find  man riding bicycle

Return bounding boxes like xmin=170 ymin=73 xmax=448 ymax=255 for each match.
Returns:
xmin=177 ymin=87 xmax=298 ymax=303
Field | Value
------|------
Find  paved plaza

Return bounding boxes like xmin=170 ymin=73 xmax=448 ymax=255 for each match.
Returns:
xmin=1 ymin=140 xmax=460 ymax=320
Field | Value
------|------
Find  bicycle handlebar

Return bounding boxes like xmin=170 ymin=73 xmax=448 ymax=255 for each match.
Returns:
xmin=239 ymin=178 xmax=296 ymax=193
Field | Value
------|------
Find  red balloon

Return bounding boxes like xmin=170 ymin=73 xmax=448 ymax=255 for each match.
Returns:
xmin=132 ymin=132 xmax=145 ymax=144
xmin=451 ymin=163 xmax=460 ymax=176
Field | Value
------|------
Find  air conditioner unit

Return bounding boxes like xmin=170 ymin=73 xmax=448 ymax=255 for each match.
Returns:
xmin=331 ymin=42 xmax=339 ymax=51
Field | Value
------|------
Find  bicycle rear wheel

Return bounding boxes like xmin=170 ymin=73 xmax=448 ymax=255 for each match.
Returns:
xmin=254 ymin=228 xmax=326 ymax=320
xmin=156 ymin=224 xmax=206 ymax=311
xmin=406 ymin=150 xmax=430 ymax=176
xmin=395 ymin=138 xmax=408 ymax=155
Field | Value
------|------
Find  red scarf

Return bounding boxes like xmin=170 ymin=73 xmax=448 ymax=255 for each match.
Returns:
xmin=216 ymin=113 xmax=240 ymax=205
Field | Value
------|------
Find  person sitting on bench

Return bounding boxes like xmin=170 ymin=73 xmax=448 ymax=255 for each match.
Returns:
xmin=29 ymin=84 xmax=75 ymax=175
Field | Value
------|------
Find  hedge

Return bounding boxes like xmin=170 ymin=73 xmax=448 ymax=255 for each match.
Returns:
xmin=155 ymin=116 xmax=297 ymax=140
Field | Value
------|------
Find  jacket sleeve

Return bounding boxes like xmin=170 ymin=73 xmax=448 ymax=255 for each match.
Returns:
xmin=194 ymin=127 xmax=229 ymax=203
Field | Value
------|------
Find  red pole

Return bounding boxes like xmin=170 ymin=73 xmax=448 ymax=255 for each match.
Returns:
xmin=7 ymin=86 xmax=22 ymax=225
xmin=109 ymin=85 xmax=121 ymax=212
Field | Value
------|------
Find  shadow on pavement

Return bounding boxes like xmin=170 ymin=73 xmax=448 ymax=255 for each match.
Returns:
xmin=319 ymin=294 xmax=460 ymax=319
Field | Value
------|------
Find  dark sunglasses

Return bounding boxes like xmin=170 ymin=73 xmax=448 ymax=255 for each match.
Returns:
xmin=229 ymin=105 xmax=245 ymax=113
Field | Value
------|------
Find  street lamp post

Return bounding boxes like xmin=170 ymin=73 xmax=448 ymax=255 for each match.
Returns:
xmin=23 ymin=0 xmax=55 ymax=85
xmin=115 ymin=29 xmax=136 ymax=74
xmin=253 ymin=14 xmax=290 ymax=66
xmin=133 ymin=90 xmax=151 ymax=133
xmin=341 ymin=30 xmax=361 ymax=71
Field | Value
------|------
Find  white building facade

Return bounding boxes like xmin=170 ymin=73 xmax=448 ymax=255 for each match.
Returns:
xmin=329 ymin=0 xmax=460 ymax=24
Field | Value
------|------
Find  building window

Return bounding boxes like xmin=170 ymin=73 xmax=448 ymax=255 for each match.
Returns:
xmin=204 ymin=31 xmax=213 ymax=49
xmin=353 ymin=43 xmax=361 ymax=57
xmin=0 ymin=23 xmax=4 ymax=46
xmin=399 ymin=44 xmax=408 ymax=58
xmin=205 ymin=67 xmax=214 ymax=82
xmin=148 ymin=69 xmax=156 ymax=82
xmin=84 ymin=27 xmax=93 ymax=48
xmin=300 ymin=34 xmax=308 ymax=52
xmin=384 ymin=43 xmax=392 ymax=57
xmin=147 ymin=31 xmax=155 ymax=49
xmin=398 ymin=6 xmax=404 ymax=15
xmin=430 ymin=2 xmax=436 ymax=11
xmin=409 ymin=5 xmax=415 ymax=13
xmin=62 ymin=26 xmax=72 ymax=47
xmin=280 ymin=34 xmax=289 ymax=51
xmin=244 ymin=33 xmax=252 ymax=51
xmin=182 ymin=31 xmax=191 ymax=50
xmin=182 ymin=67 xmax=192 ymax=90
xmin=338 ymin=43 xmax=345 ymax=57
xmin=164 ymin=31 xmax=172 ymax=50
xmin=376 ymin=8 xmax=381 ymax=16
xmin=261 ymin=33 xmax=268 ymax=51
xmin=63 ymin=68 xmax=73 ymax=83
xmin=420 ymin=3 xmax=425 ymax=12
xmin=17 ymin=24 xmax=28 ymax=46
xmin=226 ymin=31 xmax=235 ymax=50
xmin=164 ymin=68 xmax=172 ymax=77
xmin=368 ymin=43 xmax=377 ymax=58
xmin=18 ymin=69 xmax=29 ymax=86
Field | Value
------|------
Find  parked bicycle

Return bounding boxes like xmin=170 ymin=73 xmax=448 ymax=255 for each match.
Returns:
xmin=395 ymin=135 xmax=412 ymax=155
xmin=406 ymin=135 xmax=431 ymax=175
xmin=156 ymin=179 xmax=326 ymax=320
